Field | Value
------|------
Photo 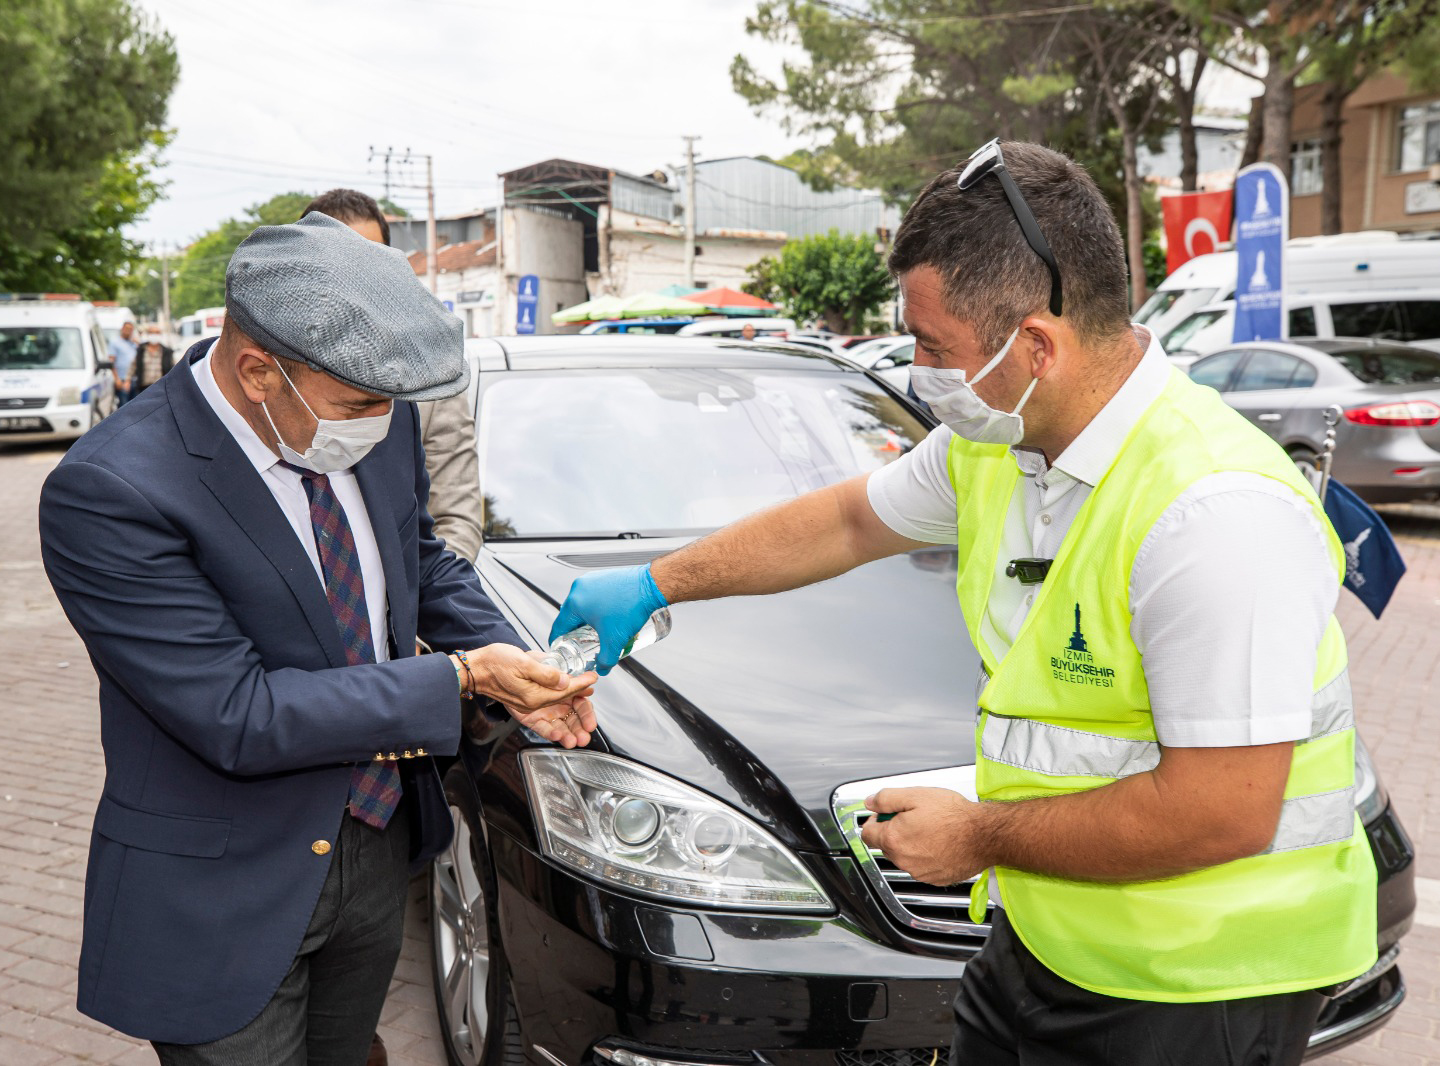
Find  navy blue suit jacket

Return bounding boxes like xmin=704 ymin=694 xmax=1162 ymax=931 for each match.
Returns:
xmin=39 ymin=342 xmax=523 ymax=1044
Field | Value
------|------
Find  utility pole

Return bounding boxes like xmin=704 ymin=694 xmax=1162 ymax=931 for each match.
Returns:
xmin=369 ymin=145 xmax=395 ymax=201
xmin=425 ymin=154 xmax=438 ymax=296
xmin=158 ymin=243 xmax=172 ymax=339
xmin=400 ymin=149 xmax=439 ymax=295
xmin=682 ymin=135 xmax=700 ymax=289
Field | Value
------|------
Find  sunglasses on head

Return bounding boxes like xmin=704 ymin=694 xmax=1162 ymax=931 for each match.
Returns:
xmin=957 ymin=139 xmax=1063 ymax=317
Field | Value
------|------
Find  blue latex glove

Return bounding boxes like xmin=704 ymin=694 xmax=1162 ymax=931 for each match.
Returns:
xmin=549 ymin=564 xmax=669 ymax=675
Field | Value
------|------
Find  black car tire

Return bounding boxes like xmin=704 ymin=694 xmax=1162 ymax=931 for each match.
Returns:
xmin=1289 ymin=446 xmax=1321 ymax=483
xmin=430 ymin=778 xmax=523 ymax=1066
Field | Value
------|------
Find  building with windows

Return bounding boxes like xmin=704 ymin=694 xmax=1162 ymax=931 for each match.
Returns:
xmin=1288 ymin=71 xmax=1440 ymax=238
xmin=494 ymin=157 xmax=900 ymax=334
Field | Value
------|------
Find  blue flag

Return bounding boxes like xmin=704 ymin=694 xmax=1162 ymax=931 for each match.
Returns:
xmin=1323 ymin=480 xmax=1406 ymax=619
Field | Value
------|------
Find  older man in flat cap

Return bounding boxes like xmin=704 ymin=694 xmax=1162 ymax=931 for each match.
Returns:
xmin=39 ymin=213 xmax=597 ymax=1065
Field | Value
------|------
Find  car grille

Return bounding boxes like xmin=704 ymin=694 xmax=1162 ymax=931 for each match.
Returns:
xmin=835 ymin=1050 xmax=946 ymax=1066
xmin=832 ymin=767 xmax=992 ymax=942
xmin=0 ymin=397 xmax=48 ymax=410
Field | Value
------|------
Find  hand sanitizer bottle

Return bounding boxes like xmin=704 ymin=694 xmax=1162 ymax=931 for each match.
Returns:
xmin=541 ymin=608 xmax=673 ymax=676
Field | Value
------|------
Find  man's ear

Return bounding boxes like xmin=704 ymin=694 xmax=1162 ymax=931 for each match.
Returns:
xmin=233 ymin=349 xmax=280 ymax=406
xmin=1019 ymin=316 xmax=1061 ymax=380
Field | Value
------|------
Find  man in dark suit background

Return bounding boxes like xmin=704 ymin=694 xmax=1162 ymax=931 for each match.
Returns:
xmin=39 ymin=212 xmax=597 ymax=1065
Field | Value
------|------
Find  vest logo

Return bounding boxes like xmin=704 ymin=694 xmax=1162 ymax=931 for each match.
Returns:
xmin=1051 ymin=602 xmax=1116 ymax=687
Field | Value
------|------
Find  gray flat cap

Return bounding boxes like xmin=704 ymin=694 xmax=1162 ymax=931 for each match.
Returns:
xmin=224 ymin=212 xmax=468 ymax=401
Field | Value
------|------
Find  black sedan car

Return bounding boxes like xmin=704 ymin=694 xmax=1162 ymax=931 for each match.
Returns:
xmin=429 ymin=336 xmax=1415 ymax=1066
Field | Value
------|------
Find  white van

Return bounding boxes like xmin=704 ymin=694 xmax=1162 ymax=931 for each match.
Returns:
xmin=1160 ymin=287 xmax=1440 ymax=361
xmin=92 ymin=303 xmax=137 ymax=352
xmin=0 ymin=295 xmax=118 ymax=443
xmin=1136 ymin=233 xmax=1440 ymax=341
xmin=176 ymin=306 xmax=226 ymax=345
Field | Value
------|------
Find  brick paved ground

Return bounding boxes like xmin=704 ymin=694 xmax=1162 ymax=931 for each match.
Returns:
xmin=2 ymin=440 xmax=1438 ymax=1065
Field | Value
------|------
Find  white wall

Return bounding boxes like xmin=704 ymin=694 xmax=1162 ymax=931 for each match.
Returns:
xmin=499 ymin=208 xmax=587 ymax=335
xmin=599 ymin=207 xmax=784 ymax=297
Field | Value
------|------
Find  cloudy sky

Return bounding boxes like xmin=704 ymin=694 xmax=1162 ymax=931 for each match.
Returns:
xmin=129 ymin=0 xmax=1259 ymax=250
xmin=129 ymin=0 xmax=802 ymax=248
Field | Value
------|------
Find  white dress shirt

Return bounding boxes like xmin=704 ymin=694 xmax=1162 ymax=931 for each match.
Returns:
xmin=867 ymin=327 xmax=1337 ymax=748
xmin=192 ymin=352 xmax=391 ymax=662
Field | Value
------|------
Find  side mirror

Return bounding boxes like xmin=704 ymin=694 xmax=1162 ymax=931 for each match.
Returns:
xmin=874 ymin=356 xmax=896 ymax=370
xmin=98 ymin=357 xmax=116 ymax=372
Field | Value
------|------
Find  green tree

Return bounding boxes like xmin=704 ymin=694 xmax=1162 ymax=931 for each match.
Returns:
xmin=743 ymin=230 xmax=893 ymax=334
xmin=170 ymin=192 xmax=317 ymax=316
xmin=0 ymin=131 xmax=169 ymax=298
xmin=1307 ymin=1 xmax=1440 ymax=234
xmin=0 ymin=0 xmax=177 ymax=251
xmin=731 ymin=1 xmax=1172 ymax=285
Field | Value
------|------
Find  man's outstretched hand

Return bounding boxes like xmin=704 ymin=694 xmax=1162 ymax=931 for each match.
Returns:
xmin=455 ymin=645 xmax=599 ymax=748
xmin=549 ymin=564 xmax=668 ymax=674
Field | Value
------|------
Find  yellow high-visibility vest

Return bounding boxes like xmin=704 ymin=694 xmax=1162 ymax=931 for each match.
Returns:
xmin=950 ymin=367 xmax=1377 ymax=1002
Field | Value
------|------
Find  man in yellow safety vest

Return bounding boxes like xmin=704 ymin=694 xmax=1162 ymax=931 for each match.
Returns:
xmin=549 ymin=140 xmax=1377 ymax=1066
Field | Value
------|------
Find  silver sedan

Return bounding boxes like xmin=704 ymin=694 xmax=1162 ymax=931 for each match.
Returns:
xmin=1187 ymin=338 xmax=1440 ymax=503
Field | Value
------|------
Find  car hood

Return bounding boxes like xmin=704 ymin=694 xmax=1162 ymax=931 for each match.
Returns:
xmin=484 ymin=539 xmax=981 ymax=852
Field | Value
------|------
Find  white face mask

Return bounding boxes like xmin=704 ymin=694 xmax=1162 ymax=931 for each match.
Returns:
xmin=261 ymin=359 xmax=392 ymax=474
xmin=908 ymin=327 xmax=1038 ymax=445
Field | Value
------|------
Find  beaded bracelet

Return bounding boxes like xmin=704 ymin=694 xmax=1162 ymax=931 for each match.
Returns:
xmin=453 ymin=649 xmax=478 ymax=692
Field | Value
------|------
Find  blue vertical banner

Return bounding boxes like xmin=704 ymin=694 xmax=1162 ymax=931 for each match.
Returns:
xmin=516 ymin=274 xmax=539 ymax=335
xmin=1232 ymin=163 xmax=1289 ymax=343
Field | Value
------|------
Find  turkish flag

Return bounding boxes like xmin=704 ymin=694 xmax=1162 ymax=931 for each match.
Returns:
xmin=1162 ymin=190 xmax=1234 ymax=276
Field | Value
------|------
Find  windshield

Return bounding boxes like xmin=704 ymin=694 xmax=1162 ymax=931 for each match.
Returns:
xmin=1330 ymin=345 xmax=1440 ymax=385
xmin=1134 ymin=289 xmax=1183 ymax=324
xmin=0 ymin=327 xmax=85 ymax=370
xmin=1135 ymin=287 xmax=1218 ymax=326
xmin=1162 ymin=309 xmax=1227 ymax=353
xmin=478 ymin=368 xmax=928 ymax=539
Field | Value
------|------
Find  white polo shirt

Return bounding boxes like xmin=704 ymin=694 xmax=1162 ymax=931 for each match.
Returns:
xmin=192 ymin=351 xmax=391 ymax=662
xmin=867 ymin=327 xmax=1337 ymax=748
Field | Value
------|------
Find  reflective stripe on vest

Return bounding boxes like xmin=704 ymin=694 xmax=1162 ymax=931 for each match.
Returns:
xmin=980 ymin=668 xmax=1359 ymax=854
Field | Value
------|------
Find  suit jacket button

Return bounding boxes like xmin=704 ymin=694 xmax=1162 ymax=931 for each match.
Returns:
xmin=311 ymin=840 xmax=332 ymax=856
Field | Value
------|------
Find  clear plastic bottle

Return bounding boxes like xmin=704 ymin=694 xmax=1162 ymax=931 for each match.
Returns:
xmin=541 ymin=608 xmax=673 ymax=676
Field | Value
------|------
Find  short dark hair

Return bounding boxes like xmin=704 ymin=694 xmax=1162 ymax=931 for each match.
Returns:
xmin=888 ymin=142 xmax=1130 ymax=354
xmin=302 ymin=188 xmax=390 ymax=246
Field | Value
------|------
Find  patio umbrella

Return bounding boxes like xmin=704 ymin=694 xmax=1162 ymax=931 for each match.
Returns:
xmin=610 ymin=291 xmax=711 ymax=318
xmin=551 ymin=295 xmax=625 ymax=325
xmin=682 ymin=287 xmax=778 ymax=315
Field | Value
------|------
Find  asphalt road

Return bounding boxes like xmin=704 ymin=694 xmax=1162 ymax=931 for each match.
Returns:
xmin=1 ymin=439 xmax=1437 ymax=1066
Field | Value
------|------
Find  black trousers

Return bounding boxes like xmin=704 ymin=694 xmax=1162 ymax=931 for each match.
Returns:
xmin=952 ymin=911 xmax=1326 ymax=1066
xmin=153 ymin=807 xmax=412 ymax=1066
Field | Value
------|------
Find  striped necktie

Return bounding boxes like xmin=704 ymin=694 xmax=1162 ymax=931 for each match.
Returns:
xmin=282 ymin=462 xmax=403 ymax=829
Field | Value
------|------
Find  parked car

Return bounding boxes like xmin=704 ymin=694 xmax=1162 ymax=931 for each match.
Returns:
xmin=429 ymin=334 xmax=1415 ymax=1066
xmin=845 ymin=334 xmax=916 ymax=388
xmin=0 ymin=294 xmax=117 ymax=443
xmin=772 ymin=335 xmax=847 ymax=356
xmin=579 ymin=318 xmax=696 ymax=335
xmin=1188 ymin=337 xmax=1440 ymax=502
xmin=1136 ymin=231 xmax=1440 ymax=341
xmin=1161 ymin=288 xmax=1440 ymax=363
xmin=175 ymin=306 xmax=226 ymax=344
xmin=676 ymin=317 xmax=797 ymax=339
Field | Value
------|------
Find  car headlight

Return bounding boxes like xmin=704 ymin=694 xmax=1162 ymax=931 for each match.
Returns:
xmin=1354 ymin=734 xmax=1388 ymax=825
xmin=522 ymin=749 xmax=832 ymax=912
xmin=56 ymin=387 xmax=81 ymax=406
